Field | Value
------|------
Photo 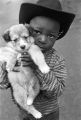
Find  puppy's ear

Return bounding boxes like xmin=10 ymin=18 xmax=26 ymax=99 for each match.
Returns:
xmin=24 ymin=24 xmax=33 ymax=36
xmin=24 ymin=23 xmax=30 ymax=28
xmin=2 ymin=30 xmax=11 ymax=42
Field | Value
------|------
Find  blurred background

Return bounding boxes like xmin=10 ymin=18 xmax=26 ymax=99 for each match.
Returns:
xmin=0 ymin=0 xmax=81 ymax=120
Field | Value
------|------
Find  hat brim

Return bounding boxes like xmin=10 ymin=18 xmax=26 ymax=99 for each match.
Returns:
xmin=19 ymin=3 xmax=75 ymax=40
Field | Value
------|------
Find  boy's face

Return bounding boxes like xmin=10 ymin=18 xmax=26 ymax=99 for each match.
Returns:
xmin=30 ymin=16 xmax=60 ymax=51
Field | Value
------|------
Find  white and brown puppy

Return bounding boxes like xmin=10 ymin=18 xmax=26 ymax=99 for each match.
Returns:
xmin=1 ymin=24 xmax=50 ymax=118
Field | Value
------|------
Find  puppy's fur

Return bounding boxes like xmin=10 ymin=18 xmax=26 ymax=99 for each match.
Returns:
xmin=0 ymin=24 xmax=50 ymax=118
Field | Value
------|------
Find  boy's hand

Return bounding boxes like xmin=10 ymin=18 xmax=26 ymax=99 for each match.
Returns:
xmin=13 ymin=52 xmax=35 ymax=72
xmin=20 ymin=52 xmax=33 ymax=67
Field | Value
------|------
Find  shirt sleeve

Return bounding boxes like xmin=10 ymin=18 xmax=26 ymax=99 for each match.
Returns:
xmin=0 ymin=62 xmax=10 ymax=89
xmin=34 ymin=50 xmax=67 ymax=98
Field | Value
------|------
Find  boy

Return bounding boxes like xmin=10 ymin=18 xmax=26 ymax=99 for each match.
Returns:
xmin=0 ymin=0 xmax=75 ymax=120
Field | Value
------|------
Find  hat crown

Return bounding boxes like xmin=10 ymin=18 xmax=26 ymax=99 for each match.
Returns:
xmin=37 ymin=0 xmax=62 ymax=11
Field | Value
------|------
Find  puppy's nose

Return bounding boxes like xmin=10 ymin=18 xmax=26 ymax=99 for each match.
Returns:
xmin=20 ymin=45 xmax=25 ymax=50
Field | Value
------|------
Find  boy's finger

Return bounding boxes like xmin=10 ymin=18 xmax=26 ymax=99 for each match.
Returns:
xmin=21 ymin=54 xmax=30 ymax=57
xmin=13 ymin=66 xmax=20 ymax=72
xmin=21 ymin=56 xmax=30 ymax=60
xmin=22 ymin=52 xmax=28 ymax=55
xmin=21 ymin=61 xmax=33 ymax=65
xmin=21 ymin=52 xmax=29 ymax=56
xmin=21 ymin=58 xmax=32 ymax=62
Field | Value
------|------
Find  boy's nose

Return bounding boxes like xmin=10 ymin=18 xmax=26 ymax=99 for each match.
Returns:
xmin=38 ymin=35 xmax=47 ymax=42
xmin=20 ymin=45 xmax=25 ymax=50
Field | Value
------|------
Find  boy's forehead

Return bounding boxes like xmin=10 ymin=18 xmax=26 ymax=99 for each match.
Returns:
xmin=30 ymin=16 xmax=60 ymax=33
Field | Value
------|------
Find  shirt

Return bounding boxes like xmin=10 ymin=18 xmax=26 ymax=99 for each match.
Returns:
xmin=0 ymin=48 xmax=67 ymax=115
xmin=33 ymin=48 xmax=67 ymax=115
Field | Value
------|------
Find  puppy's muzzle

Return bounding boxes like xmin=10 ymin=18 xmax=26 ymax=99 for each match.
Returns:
xmin=20 ymin=45 xmax=26 ymax=50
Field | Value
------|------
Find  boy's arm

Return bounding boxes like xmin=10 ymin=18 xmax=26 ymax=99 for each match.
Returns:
xmin=0 ymin=62 xmax=10 ymax=89
xmin=34 ymin=52 xmax=67 ymax=98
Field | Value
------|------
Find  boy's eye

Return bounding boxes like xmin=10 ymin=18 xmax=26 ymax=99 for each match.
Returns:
xmin=47 ymin=34 xmax=56 ymax=38
xmin=33 ymin=29 xmax=41 ymax=35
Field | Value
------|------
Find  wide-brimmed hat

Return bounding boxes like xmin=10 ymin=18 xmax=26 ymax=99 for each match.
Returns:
xmin=19 ymin=0 xmax=75 ymax=40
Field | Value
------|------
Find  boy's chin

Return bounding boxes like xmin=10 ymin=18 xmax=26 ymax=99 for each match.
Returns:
xmin=41 ymin=47 xmax=52 ymax=52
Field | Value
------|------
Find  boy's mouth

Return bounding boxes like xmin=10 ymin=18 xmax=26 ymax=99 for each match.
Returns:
xmin=36 ymin=41 xmax=47 ymax=51
xmin=36 ymin=41 xmax=46 ymax=45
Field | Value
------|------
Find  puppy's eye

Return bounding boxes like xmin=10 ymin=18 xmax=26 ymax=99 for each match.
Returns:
xmin=23 ymin=36 xmax=28 ymax=39
xmin=14 ymin=38 xmax=17 ymax=42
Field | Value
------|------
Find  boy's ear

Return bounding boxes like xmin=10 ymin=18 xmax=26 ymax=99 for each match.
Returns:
xmin=2 ymin=30 xmax=11 ymax=42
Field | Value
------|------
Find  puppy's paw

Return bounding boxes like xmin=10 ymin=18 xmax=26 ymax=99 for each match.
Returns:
xmin=39 ymin=65 xmax=50 ymax=74
xmin=6 ymin=64 xmax=15 ymax=72
xmin=34 ymin=111 xmax=42 ymax=119
xmin=27 ymin=98 xmax=33 ymax=105
xmin=6 ymin=67 xmax=12 ymax=72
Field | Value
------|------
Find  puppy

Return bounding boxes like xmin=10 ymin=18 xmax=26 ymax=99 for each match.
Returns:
xmin=1 ymin=24 xmax=50 ymax=118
